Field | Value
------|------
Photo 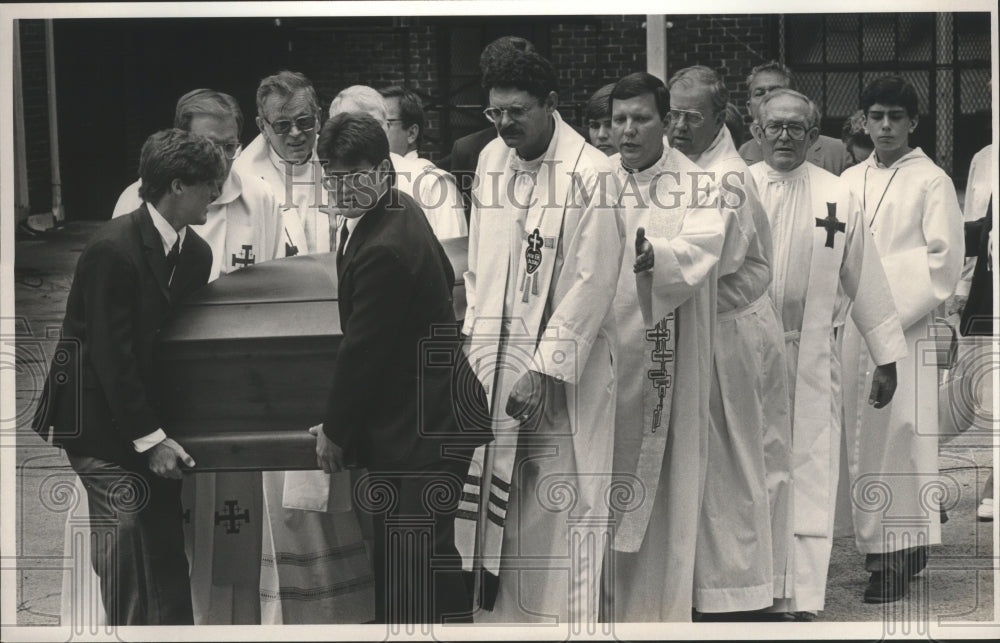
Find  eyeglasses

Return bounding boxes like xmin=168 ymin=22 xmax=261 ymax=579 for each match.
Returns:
xmin=666 ymin=109 xmax=706 ymax=127
xmin=483 ymin=103 xmax=534 ymax=124
xmin=761 ymin=122 xmax=812 ymax=141
xmin=263 ymin=114 xmax=317 ymax=136
xmin=321 ymin=166 xmax=379 ymax=192
xmin=215 ymin=142 xmax=242 ymax=160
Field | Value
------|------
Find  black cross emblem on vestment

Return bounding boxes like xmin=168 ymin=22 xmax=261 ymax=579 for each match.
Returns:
xmin=214 ymin=500 xmax=250 ymax=534
xmin=232 ymin=244 xmax=256 ymax=268
xmin=527 ymin=229 xmax=544 ymax=253
xmin=815 ymin=203 xmax=845 ymax=248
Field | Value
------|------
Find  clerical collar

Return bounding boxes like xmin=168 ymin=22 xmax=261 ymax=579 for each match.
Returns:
xmin=764 ymin=161 xmax=810 ymax=181
xmin=621 ymin=144 xmax=668 ymax=179
xmin=689 ymin=125 xmax=736 ymax=169
xmin=147 ymin=201 xmax=186 ymax=255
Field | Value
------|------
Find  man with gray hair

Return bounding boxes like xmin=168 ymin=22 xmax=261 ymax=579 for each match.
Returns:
xmin=739 ymin=61 xmax=853 ymax=176
xmin=329 ymin=85 xmax=466 ymax=239
xmin=748 ymin=88 xmax=906 ymax=617
xmin=665 ymin=65 xmax=790 ymax=618
xmin=233 ymin=70 xmax=329 ymax=256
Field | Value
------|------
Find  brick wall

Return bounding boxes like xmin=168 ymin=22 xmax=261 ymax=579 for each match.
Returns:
xmin=18 ymin=19 xmax=52 ymax=215
xmin=665 ymin=14 xmax=780 ymax=122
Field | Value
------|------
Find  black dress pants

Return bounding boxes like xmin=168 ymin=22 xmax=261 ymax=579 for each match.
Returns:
xmin=360 ymin=455 xmax=473 ymax=625
xmin=66 ymin=450 xmax=193 ymax=625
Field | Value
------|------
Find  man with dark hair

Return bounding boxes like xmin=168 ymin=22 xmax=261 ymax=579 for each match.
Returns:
xmin=665 ymin=65 xmax=790 ymax=618
xmin=378 ymin=85 xmax=425 ymax=158
xmin=331 ymin=85 xmax=467 ymax=239
xmin=33 ymin=128 xmax=220 ymax=625
xmin=603 ymin=70 xmax=725 ymax=622
xmin=454 ymin=47 xmax=623 ymax=624
xmin=747 ymin=88 xmax=907 ymax=616
xmin=841 ymin=75 xmax=964 ymax=604
xmin=585 ymin=82 xmax=617 ymax=156
xmin=444 ymin=36 xmax=536 ymax=217
xmin=313 ymin=112 xmax=490 ymax=624
xmin=739 ymin=61 xmax=853 ymax=175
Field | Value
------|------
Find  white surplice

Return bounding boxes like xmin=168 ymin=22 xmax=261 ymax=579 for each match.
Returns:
xmin=607 ymin=145 xmax=725 ymax=622
xmin=840 ymin=148 xmax=964 ymax=556
xmin=455 ymin=112 xmax=624 ymax=624
xmin=688 ymin=126 xmax=788 ymax=612
xmin=750 ymin=160 xmax=907 ymax=612
xmin=390 ymin=152 xmax=468 ymax=239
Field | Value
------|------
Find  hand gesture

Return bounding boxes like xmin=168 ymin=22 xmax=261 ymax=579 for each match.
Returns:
xmin=869 ymin=362 xmax=898 ymax=409
xmin=310 ymin=424 xmax=345 ymax=473
xmin=505 ymin=370 xmax=545 ymax=425
xmin=147 ymin=438 xmax=196 ymax=479
xmin=633 ymin=226 xmax=654 ymax=273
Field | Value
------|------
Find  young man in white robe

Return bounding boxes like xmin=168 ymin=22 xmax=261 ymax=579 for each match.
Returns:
xmin=840 ymin=76 xmax=964 ymax=604
xmin=748 ymin=89 xmax=908 ymax=616
xmin=665 ymin=66 xmax=790 ymax=617
xmin=66 ymin=89 xmax=283 ymax=626
xmin=603 ymin=71 xmax=726 ymax=622
xmin=330 ymin=85 xmax=467 ymax=240
xmin=234 ymin=71 xmax=374 ymax=624
xmin=454 ymin=48 xmax=624 ymax=625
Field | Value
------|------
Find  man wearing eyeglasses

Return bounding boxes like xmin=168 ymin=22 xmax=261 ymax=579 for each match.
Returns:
xmin=747 ymin=88 xmax=906 ymax=617
xmin=113 ymin=89 xmax=283 ymax=281
xmin=232 ymin=70 xmax=329 ymax=257
xmin=739 ymin=61 xmax=853 ymax=176
xmin=664 ymin=66 xmax=789 ymax=620
xmin=454 ymin=48 xmax=624 ymax=625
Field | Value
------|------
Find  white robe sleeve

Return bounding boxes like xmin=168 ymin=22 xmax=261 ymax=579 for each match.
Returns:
xmin=532 ymin=168 xmax=624 ymax=384
xmin=877 ymin=174 xmax=964 ymax=330
xmin=112 ymin=180 xmax=143 ymax=218
xmin=417 ymin=169 xmax=468 ymax=240
xmin=839 ymin=190 xmax=908 ymax=366
xmin=462 ymin=162 xmax=485 ymax=338
xmin=642 ymin=205 xmax=726 ymax=323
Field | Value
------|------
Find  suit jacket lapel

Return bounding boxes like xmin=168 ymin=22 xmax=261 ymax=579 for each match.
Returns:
xmin=338 ymin=192 xmax=388 ymax=278
xmin=136 ymin=204 xmax=171 ymax=301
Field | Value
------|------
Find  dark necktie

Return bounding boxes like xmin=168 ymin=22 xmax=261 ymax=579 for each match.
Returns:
xmin=166 ymin=237 xmax=180 ymax=284
xmin=336 ymin=223 xmax=350 ymax=268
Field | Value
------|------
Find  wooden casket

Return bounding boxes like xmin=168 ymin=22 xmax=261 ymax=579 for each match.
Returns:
xmin=157 ymin=236 xmax=468 ymax=472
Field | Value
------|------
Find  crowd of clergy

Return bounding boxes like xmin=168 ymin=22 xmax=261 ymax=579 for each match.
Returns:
xmin=59 ymin=34 xmax=993 ymax=626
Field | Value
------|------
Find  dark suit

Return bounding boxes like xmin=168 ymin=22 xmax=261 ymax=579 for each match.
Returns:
xmin=443 ymin=126 xmax=498 ymax=222
xmin=325 ymin=187 xmax=490 ymax=623
xmin=961 ymin=198 xmax=993 ymax=337
xmin=33 ymin=204 xmax=211 ymax=625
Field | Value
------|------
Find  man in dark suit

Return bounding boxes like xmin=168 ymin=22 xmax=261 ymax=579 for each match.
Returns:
xmin=311 ymin=112 xmax=490 ymax=624
xmin=33 ymin=128 xmax=224 ymax=625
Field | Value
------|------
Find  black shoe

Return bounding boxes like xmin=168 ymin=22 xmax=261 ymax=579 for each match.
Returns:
xmin=863 ymin=571 xmax=906 ymax=603
xmin=905 ymin=546 xmax=928 ymax=577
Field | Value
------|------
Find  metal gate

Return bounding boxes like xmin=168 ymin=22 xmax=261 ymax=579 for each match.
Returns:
xmin=782 ymin=12 xmax=991 ymax=183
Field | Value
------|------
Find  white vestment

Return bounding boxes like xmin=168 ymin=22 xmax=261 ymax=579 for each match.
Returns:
xmin=689 ymin=126 xmax=788 ymax=612
xmin=607 ymin=146 xmax=725 ymax=621
xmin=232 ymin=134 xmax=331 ymax=257
xmin=390 ymin=152 xmax=468 ymax=239
xmin=456 ymin=112 xmax=624 ymax=624
xmin=840 ymin=148 xmax=963 ymax=555
xmin=751 ymin=160 xmax=907 ymax=612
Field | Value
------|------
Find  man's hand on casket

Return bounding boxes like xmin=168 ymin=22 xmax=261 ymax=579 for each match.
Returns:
xmin=633 ymin=226 xmax=654 ymax=273
xmin=147 ymin=438 xmax=196 ymax=479
xmin=505 ymin=370 xmax=545 ymax=426
xmin=310 ymin=425 xmax=345 ymax=473
xmin=869 ymin=362 xmax=898 ymax=409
